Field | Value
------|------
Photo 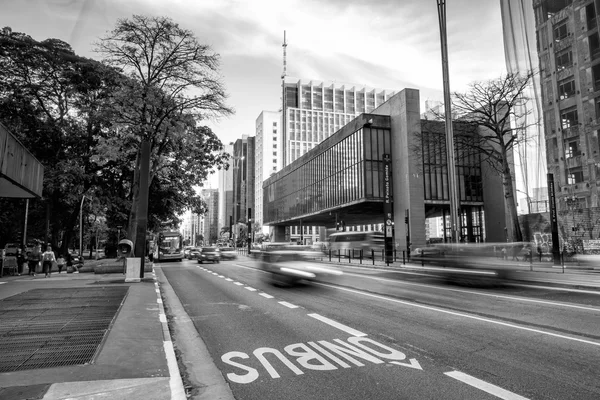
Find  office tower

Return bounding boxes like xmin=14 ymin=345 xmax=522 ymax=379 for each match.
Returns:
xmin=533 ymin=0 xmax=599 ymax=213
xmin=218 ymin=142 xmax=234 ymax=236
xmin=200 ymin=188 xmax=219 ymax=245
xmin=282 ymin=77 xmax=395 ymax=166
xmin=255 ymin=111 xmax=281 ymax=234
xmin=232 ymin=135 xmax=255 ymax=242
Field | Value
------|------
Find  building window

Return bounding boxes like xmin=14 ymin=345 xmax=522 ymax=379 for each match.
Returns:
xmin=565 ymin=139 xmax=580 ymax=158
xmin=556 ymin=50 xmax=573 ymax=70
xmin=590 ymin=33 xmax=600 ymax=61
xmin=594 ymin=64 xmax=600 ymax=92
xmin=273 ymin=122 xmax=277 ymax=126
xmin=560 ymin=107 xmax=578 ymax=129
xmin=587 ymin=3 xmax=597 ymax=31
xmin=273 ymin=159 xmax=277 ymax=164
xmin=273 ymin=144 xmax=277 ymax=148
xmin=595 ymin=97 xmax=600 ymax=120
xmin=273 ymin=151 xmax=277 ymax=156
xmin=567 ymin=169 xmax=584 ymax=184
xmin=553 ymin=19 xmax=568 ymax=42
xmin=558 ymin=79 xmax=575 ymax=99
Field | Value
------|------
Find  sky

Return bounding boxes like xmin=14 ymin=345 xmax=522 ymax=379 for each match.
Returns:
xmin=1 ymin=0 xmax=508 ymax=188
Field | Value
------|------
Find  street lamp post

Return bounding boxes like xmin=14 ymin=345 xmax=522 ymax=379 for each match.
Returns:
xmin=79 ymin=195 xmax=91 ymax=258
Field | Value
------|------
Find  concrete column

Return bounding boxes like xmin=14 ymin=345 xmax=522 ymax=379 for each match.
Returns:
xmin=271 ymin=225 xmax=286 ymax=242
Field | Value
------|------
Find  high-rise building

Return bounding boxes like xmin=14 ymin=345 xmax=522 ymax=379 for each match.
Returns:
xmin=232 ymin=135 xmax=255 ymax=243
xmin=279 ymin=77 xmax=395 ymax=243
xmin=218 ymin=142 xmax=234 ymax=239
xmin=282 ymin=77 xmax=396 ymax=166
xmin=533 ymin=0 xmax=599 ymax=212
xmin=201 ymin=188 xmax=219 ymax=245
xmin=255 ymin=111 xmax=281 ymax=234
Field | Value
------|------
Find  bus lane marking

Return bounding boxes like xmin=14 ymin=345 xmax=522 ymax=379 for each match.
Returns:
xmin=308 ymin=313 xmax=367 ymax=337
xmin=234 ymin=282 xmax=244 ymax=286
xmin=259 ymin=293 xmax=274 ymax=299
xmin=221 ymin=336 xmax=422 ymax=384
xmin=225 ymin=278 xmax=233 ymax=282
xmin=445 ymin=371 xmax=529 ymax=400
xmin=279 ymin=301 xmax=298 ymax=309
xmin=245 ymin=287 xmax=257 ymax=292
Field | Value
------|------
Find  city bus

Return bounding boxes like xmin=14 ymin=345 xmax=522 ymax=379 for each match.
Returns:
xmin=153 ymin=231 xmax=183 ymax=262
xmin=328 ymin=231 xmax=385 ymax=257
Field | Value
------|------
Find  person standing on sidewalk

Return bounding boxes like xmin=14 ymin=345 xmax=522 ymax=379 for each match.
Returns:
xmin=42 ymin=245 xmax=56 ymax=278
xmin=56 ymin=254 xmax=66 ymax=274
xmin=28 ymin=244 xmax=41 ymax=276
xmin=16 ymin=246 xmax=25 ymax=276
xmin=537 ymin=245 xmax=543 ymax=262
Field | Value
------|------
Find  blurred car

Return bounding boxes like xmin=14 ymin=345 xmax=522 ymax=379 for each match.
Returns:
xmin=198 ymin=247 xmax=220 ymax=263
xmin=189 ymin=248 xmax=201 ymax=260
xmin=219 ymin=247 xmax=237 ymax=260
xmin=259 ymin=243 xmax=343 ymax=286
xmin=410 ymin=243 xmax=518 ymax=286
xmin=183 ymin=247 xmax=193 ymax=259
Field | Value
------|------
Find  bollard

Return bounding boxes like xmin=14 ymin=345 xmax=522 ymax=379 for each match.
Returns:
xmin=360 ymin=249 xmax=363 ymax=265
xmin=338 ymin=250 xmax=341 ymax=263
xmin=329 ymin=249 xmax=331 ymax=262
xmin=349 ymin=249 xmax=352 ymax=263
xmin=372 ymin=249 xmax=375 ymax=265
xmin=402 ymin=250 xmax=405 ymax=264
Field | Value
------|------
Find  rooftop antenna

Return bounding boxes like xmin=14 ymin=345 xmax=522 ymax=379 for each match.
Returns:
xmin=281 ymin=30 xmax=287 ymax=80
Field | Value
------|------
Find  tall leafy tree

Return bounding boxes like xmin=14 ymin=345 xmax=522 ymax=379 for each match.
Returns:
xmin=95 ymin=15 xmax=233 ymax=245
xmin=0 ymin=28 xmax=126 ymax=253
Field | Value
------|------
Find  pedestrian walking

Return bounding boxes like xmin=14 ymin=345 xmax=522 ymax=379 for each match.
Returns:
xmin=501 ymin=247 xmax=507 ymax=260
xmin=28 ymin=244 xmax=41 ymax=276
xmin=56 ymin=254 xmax=66 ymax=274
xmin=41 ymin=245 xmax=56 ymax=278
xmin=537 ymin=245 xmax=542 ymax=262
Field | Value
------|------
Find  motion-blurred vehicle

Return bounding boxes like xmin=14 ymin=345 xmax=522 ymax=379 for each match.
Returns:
xmin=189 ymin=248 xmax=201 ymax=260
xmin=259 ymin=243 xmax=343 ymax=286
xmin=328 ymin=231 xmax=384 ymax=258
xmin=198 ymin=247 xmax=220 ymax=264
xmin=411 ymin=242 xmax=520 ymax=286
xmin=183 ymin=247 xmax=193 ymax=259
xmin=219 ymin=247 xmax=237 ymax=260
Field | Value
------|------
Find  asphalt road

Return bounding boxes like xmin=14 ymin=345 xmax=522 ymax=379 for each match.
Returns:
xmin=161 ymin=257 xmax=600 ymax=400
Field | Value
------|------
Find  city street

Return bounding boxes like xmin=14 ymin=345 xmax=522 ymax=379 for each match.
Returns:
xmin=159 ymin=257 xmax=600 ymax=400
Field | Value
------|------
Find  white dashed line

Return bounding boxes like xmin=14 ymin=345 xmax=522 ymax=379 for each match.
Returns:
xmin=279 ymin=301 xmax=299 ymax=309
xmin=445 ymin=371 xmax=529 ymax=400
xmin=234 ymin=282 xmax=244 ymax=286
xmin=307 ymin=313 xmax=367 ymax=337
xmin=259 ymin=293 xmax=274 ymax=299
xmin=218 ymin=275 xmax=225 ymax=278
xmin=157 ymin=298 xmax=163 ymax=304
xmin=245 ymin=287 xmax=257 ymax=291
xmin=159 ymin=314 xmax=167 ymax=323
xmin=225 ymin=278 xmax=233 ymax=282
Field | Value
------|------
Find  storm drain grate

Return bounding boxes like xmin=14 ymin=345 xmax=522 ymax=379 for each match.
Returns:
xmin=0 ymin=287 xmax=128 ymax=372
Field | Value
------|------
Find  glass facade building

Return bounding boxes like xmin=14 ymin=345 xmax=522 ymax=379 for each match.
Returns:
xmin=264 ymin=114 xmax=392 ymax=226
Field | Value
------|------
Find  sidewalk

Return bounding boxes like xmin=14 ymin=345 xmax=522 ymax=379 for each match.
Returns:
xmin=0 ymin=265 xmax=185 ymax=400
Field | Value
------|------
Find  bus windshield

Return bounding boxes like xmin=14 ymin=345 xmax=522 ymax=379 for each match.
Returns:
xmin=159 ymin=233 xmax=182 ymax=253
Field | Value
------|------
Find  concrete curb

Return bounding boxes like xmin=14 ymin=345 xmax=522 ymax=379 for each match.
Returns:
xmin=154 ymin=266 xmax=235 ymax=400
xmin=151 ymin=268 xmax=187 ymax=400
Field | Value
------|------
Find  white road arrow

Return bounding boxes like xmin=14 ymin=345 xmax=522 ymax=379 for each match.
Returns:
xmin=389 ymin=358 xmax=422 ymax=370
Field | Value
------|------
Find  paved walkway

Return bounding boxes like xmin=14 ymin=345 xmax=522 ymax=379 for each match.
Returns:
xmin=0 ymin=265 xmax=185 ymax=400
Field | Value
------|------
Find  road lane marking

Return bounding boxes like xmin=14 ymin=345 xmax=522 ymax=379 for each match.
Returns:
xmin=344 ymin=272 xmax=600 ymax=311
xmin=225 ymin=278 xmax=233 ymax=281
xmin=315 ymin=283 xmax=600 ymax=347
xmin=279 ymin=301 xmax=298 ymax=309
xmin=307 ymin=313 xmax=367 ymax=337
xmin=218 ymin=275 xmax=225 ymax=278
xmin=221 ymin=336 xmax=419 ymax=384
xmin=245 ymin=287 xmax=257 ymax=292
xmin=259 ymin=293 xmax=274 ymax=299
xmin=445 ymin=371 xmax=529 ymax=400
xmin=234 ymin=282 xmax=243 ymax=286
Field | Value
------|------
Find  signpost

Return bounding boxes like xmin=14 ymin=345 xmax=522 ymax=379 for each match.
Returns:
xmin=383 ymin=154 xmax=394 ymax=265
xmin=547 ymin=174 xmax=561 ymax=265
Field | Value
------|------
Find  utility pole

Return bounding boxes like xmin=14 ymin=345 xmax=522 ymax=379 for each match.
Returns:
xmin=247 ymin=208 xmax=252 ymax=254
xmin=437 ymin=0 xmax=461 ymax=243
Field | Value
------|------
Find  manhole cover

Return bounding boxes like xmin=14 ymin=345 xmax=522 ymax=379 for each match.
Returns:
xmin=0 ymin=287 xmax=128 ymax=372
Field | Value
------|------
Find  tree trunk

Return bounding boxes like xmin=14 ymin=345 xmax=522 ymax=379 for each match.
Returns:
xmin=502 ymin=162 xmax=523 ymax=242
xmin=127 ymin=148 xmax=142 ymax=242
